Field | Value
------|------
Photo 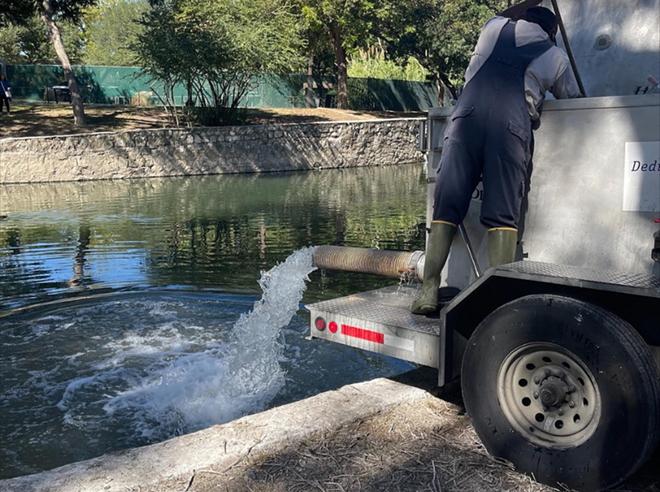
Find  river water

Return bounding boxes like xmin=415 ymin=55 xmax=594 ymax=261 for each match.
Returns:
xmin=0 ymin=165 xmax=427 ymax=479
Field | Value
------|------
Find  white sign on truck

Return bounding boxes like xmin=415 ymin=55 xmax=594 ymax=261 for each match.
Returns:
xmin=623 ymin=141 xmax=660 ymax=212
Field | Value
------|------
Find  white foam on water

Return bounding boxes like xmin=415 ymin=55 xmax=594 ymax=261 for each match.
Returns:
xmin=99 ymin=246 xmax=317 ymax=439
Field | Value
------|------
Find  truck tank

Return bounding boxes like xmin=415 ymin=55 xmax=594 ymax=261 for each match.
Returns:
xmin=543 ymin=0 xmax=660 ymax=97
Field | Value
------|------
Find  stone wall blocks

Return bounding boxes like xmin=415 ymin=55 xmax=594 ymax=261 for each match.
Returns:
xmin=0 ymin=118 xmax=423 ymax=183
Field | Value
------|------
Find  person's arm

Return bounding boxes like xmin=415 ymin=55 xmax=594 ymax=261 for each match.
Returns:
xmin=551 ymin=61 xmax=582 ymax=100
xmin=499 ymin=0 xmax=543 ymax=20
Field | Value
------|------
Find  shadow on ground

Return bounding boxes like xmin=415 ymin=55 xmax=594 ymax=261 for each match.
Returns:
xmin=141 ymin=368 xmax=659 ymax=492
xmin=0 ymin=104 xmax=424 ymax=139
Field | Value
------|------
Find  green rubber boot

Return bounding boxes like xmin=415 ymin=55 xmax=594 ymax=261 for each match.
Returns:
xmin=411 ymin=222 xmax=456 ymax=314
xmin=488 ymin=229 xmax=518 ymax=267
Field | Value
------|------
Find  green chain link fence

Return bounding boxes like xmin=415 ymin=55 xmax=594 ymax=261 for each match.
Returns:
xmin=5 ymin=65 xmax=438 ymax=111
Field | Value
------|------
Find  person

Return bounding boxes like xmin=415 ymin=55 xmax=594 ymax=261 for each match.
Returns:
xmin=0 ymin=73 xmax=11 ymax=114
xmin=411 ymin=0 xmax=581 ymax=314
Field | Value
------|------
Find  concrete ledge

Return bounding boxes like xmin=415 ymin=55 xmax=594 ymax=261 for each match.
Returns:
xmin=1 ymin=373 xmax=435 ymax=492
xmin=0 ymin=118 xmax=423 ymax=184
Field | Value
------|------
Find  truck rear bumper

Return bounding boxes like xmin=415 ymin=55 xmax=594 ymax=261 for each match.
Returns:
xmin=307 ymin=285 xmax=442 ymax=368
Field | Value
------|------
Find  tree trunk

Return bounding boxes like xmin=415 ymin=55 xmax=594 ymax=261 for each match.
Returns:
xmin=329 ymin=26 xmax=348 ymax=110
xmin=41 ymin=0 xmax=85 ymax=126
xmin=185 ymin=78 xmax=194 ymax=107
xmin=306 ymin=52 xmax=314 ymax=109
xmin=436 ymin=77 xmax=445 ymax=107
xmin=437 ymin=70 xmax=458 ymax=103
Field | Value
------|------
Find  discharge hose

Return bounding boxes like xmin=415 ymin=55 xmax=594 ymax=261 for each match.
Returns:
xmin=312 ymin=246 xmax=425 ymax=283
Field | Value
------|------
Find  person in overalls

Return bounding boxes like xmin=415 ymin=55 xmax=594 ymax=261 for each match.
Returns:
xmin=412 ymin=1 xmax=581 ymax=314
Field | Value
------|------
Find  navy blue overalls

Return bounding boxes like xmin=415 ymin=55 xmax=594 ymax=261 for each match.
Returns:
xmin=433 ymin=20 xmax=554 ymax=231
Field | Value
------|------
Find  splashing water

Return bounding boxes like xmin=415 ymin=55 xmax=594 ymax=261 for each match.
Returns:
xmin=70 ymin=247 xmax=317 ymax=440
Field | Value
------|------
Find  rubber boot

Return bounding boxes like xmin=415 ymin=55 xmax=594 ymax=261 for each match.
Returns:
xmin=411 ymin=222 xmax=456 ymax=314
xmin=488 ymin=228 xmax=518 ymax=267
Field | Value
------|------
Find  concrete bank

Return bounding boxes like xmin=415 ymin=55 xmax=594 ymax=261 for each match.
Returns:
xmin=0 ymin=371 xmax=437 ymax=492
xmin=0 ymin=118 xmax=422 ymax=184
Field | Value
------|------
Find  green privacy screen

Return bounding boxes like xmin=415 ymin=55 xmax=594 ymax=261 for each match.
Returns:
xmin=5 ymin=65 xmax=438 ymax=111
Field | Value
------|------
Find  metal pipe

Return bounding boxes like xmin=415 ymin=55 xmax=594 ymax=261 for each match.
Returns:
xmin=458 ymin=223 xmax=483 ymax=278
xmin=550 ymin=0 xmax=587 ymax=97
xmin=313 ymin=246 xmax=425 ymax=283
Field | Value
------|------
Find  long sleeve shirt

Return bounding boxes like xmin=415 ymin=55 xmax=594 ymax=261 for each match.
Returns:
xmin=464 ymin=16 xmax=581 ymax=120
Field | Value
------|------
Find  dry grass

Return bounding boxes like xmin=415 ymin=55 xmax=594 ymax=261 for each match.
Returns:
xmin=137 ymin=385 xmax=660 ymax=492
xmin=140 ymin=393 xmax=556 ymax=492
xmin=0 ymin=103 xmax=424 ymax=139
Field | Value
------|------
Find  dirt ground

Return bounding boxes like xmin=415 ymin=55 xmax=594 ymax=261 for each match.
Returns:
xmin=0 ymin=103 xmax=424 ymax=139
xmin=136 ymin=381 xmax=660 ymax=492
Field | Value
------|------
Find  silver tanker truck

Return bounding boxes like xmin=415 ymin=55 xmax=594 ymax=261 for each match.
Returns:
xmin=307 ymin=1 xmax=660 ymax=490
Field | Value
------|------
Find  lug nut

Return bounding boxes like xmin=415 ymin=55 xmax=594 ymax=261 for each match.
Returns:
xmin=533 ymin=392 xmax=539 ymax=399
xmin=545 ymin=369 xmax=552 ymax=377
xmin=567 ymin=385 xmax=576 ymax=393
xmin=559 ymin=372 xmax=566 ymax=380
xmin=569 ymin=401 xmax=576 ymax=408
xmin=534 ymin=377 xmax=540 ymax=384
xmin=558 ymin=409 xmax=564 ymax=416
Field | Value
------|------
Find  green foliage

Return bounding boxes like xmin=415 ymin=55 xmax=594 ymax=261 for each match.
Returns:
xmin=301 ymin=0 xmax=380 ymax=52
xmin=0 ymin=0 xmax=37 ymax=27
xmin=134 ymin=0 xmax=304 ymax=126
xmin=45 ymin=0 xmax=99 ymax=22
xmin=0 ymin=15 xmax=85 ymax=65
xmin=300 ymin=0 xmax=392 ymax=108
xmin=384 ymin=0 xmax=506 ymax=99
xmin=83 ymin=0 xmax=150 ymax=66
xmin=347 ymin=46 xmax=428 ymax=82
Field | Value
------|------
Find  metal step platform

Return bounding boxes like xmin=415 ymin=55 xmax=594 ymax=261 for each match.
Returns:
xmin=306 ymin=285 xmax=442 ymax=368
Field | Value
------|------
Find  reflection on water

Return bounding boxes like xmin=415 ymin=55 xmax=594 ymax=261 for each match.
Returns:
xmin=0 ymin=165 xmax=427 ymax=478
xmin=0 ymin=165 xmax=426 ymax=308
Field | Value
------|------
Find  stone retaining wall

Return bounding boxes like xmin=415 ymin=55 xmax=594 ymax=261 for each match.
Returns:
xmin=0 ymin=118 xmax=422 ymax=184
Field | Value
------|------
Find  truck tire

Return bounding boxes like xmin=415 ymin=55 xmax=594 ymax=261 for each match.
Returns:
xmin=462 ymin=294 xmax=660 ymax=492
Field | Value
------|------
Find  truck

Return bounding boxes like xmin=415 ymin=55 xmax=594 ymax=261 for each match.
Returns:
xmin=306 ymin=1 xmax=660 ymax=490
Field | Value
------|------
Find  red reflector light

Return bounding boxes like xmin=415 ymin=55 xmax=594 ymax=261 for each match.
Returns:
xmin=315 ymin=317 xmax=326 ymax=331
xmin=341 ymin=324 xmax=384 ymax=344
xmin=329 ymin=321 xmax=338 ymax=333
xmin=654 ymin=218 xmax=660 ymax=224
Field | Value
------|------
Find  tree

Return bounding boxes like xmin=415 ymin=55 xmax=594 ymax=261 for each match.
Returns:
xmin=385 ymin=0 xmax=506 ymax=103
xmin=39 ymin=0 xmax=96 ymax=126
xmin=297 ymin=15 xmax=335 ymax=108
xmin=301 ymin=0 xmax=384 ymax=109
xmin=0 ymin=0 xmax=34 ymax=27
xmin=83 ymin=0 xmax=149 ymax=66
xmin=0 ymin=15 xmax=84 ymax=65
xmin=2 ymin=0 xmax=95 ymax=125
xmin=134 ymin=0 xmax=304 ymax=126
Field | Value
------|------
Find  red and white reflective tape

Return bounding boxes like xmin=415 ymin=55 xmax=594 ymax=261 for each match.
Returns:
xmin=340 ymin=324 xmax=414 ymax=352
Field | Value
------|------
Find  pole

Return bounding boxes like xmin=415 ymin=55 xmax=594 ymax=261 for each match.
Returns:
xmin=458 ymin=223 xmax=483 ymax=278
xmin=550 ymin=0 xmax=587 ymax=97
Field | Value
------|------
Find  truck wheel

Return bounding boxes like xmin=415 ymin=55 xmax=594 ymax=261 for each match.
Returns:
xmin=462 ymin=294 xmax=660 ymax=492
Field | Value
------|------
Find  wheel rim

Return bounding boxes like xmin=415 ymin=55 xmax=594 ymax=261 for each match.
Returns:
xmin=497 ymin=342 xmax=601 ymax=449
